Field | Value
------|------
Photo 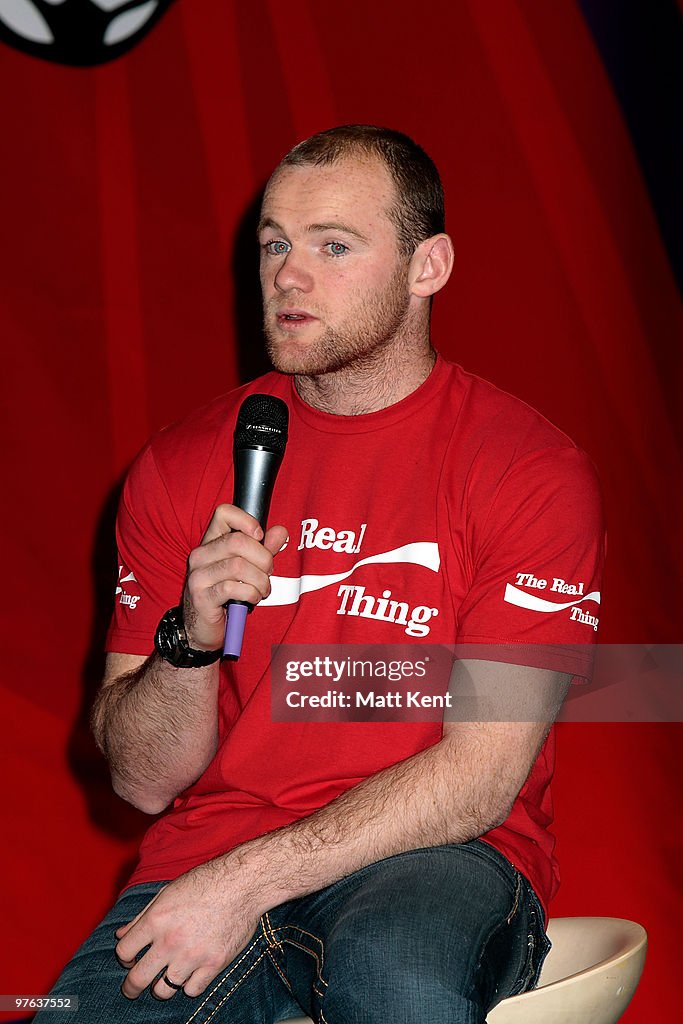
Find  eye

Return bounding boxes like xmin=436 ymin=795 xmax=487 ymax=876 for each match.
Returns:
xmin=324 ymin=241 xmax=349 ymax=257
xmin=264 ymin=240 xmax=290 ymax=256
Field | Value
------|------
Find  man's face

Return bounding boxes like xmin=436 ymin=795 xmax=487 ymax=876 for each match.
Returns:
xmin=258 ymin=157 xmax=412 ymax=376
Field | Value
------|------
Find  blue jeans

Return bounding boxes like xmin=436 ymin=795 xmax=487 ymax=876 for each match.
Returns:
xmin=35 ymin=841 xmax=549 ymax=1024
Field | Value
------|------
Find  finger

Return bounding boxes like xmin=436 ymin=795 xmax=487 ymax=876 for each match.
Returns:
xmin=192 ymin=555 xmax=274 ymax=607
xmin=200 ymin=504 xmax=264 ymax=545
xmin=189 ymin=531 xmax=276 ymax=578
xmin=115 ymin=923 xmax=154 ymax=971
xmin=187 ymin=535 xmax=280 ymax=609
xmin=120 ymin=948 xmax=169 ymax=1000
xmin=181 ymin=964 xmax=223 ymax=999
xmin=152 ymin=970 xmax=187 ymax=1001
xmin=114 ymin=887 xmax=167 ymax=942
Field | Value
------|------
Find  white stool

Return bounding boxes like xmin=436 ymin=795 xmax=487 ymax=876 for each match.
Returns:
xmin=487 ymin=917 xmax=647 ymax=1023
xmin=280 ymin=916 xmax=647 ymax=1024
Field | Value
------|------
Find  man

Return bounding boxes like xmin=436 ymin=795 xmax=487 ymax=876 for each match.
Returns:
xmin=40 ymin=126 xmax=604 ymax=1023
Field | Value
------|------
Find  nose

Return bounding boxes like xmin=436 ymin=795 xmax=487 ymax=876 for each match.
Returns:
xmin=273 ymin=248 xmax=314 ymax=294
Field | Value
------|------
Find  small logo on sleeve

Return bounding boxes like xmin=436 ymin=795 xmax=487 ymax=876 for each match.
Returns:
xmin=504 ymin=572 xmax=600 ymax=631
xmin=116 ymin=565 xmax=141 ymax=611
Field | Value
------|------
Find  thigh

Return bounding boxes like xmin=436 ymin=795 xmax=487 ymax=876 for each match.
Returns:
xmin=34 ymin=882 xmax=301 ymax=1024
xmin=266 ymin=841 xmax=549 ymax=1024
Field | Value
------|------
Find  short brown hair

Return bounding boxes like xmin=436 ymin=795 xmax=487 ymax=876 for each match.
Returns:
xmin=276 ymin=125 xmax=445 ymax=257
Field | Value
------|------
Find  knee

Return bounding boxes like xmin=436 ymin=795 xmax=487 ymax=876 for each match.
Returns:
xmin=321 ymin=967 xmax=477 ymax=1024
xmin=318 ymin=924 xmax=478 ymax=1024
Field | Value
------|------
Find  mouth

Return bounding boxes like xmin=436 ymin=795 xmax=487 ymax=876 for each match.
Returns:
xmin=275 ymin=309 xmax=318 ymax=330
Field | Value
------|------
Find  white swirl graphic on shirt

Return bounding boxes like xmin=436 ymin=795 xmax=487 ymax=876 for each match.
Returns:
xmin=261 ymin=542 xmax=441 ymax=607
xmin=504 ymin=583 xmax=601 ymax=613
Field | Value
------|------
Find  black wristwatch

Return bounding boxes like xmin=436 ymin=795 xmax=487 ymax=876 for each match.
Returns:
xmin=154 ymin=606 xmax=223 ymax=668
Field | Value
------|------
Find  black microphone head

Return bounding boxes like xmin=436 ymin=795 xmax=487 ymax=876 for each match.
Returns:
xmin=234 ymin=394 xmax=289 ymax=456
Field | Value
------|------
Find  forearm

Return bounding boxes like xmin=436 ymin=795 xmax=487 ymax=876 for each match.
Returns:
xmin=94 ymin=507 xmax=286 ymax=814
xmin=229 ymin=724 xmax=525 ymax=914
xmin=92 ymin=654 xmax=220 ymax=813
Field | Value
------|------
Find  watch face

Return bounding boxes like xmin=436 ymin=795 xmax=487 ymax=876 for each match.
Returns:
xmin=154 ymin=607 xmax=222 ymax=667
xmin=155 ymin=611 xmax=183 ymax=666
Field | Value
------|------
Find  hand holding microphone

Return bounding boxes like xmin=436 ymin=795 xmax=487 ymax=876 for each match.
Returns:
xmin=224 ymin=395 xmax=289 ymax=657
xmin=181 ymin=395 xmax=289 ymax=660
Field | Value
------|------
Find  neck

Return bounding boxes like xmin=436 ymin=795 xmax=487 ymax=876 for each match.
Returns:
xmin=294 ymin=335 xmax=436 ymax=416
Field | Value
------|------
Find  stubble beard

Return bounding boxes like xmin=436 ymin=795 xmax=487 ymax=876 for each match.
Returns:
xmin=263 ymin=267 xmax=413 ymax=379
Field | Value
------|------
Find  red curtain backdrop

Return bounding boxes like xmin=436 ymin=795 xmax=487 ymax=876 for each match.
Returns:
xmin=1 ymin=1 xmax=680 ymax=1019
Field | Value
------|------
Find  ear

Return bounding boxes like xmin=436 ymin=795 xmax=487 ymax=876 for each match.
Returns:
xmin=409 ymin=234 xmax=454 ymax=298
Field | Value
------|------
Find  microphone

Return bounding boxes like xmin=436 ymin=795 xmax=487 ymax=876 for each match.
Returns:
xmin=223 ymin=394 xmax=289 ymax=658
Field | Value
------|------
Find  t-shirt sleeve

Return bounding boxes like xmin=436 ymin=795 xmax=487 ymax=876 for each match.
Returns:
xmin=106 ymin=443 xmax=191 ymax=655
xmin=455 ymin=447 xmax=606 ymax=681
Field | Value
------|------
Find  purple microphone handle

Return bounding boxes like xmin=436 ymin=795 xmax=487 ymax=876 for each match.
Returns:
xmin=223 ymin=603 xmax=249 ymax=658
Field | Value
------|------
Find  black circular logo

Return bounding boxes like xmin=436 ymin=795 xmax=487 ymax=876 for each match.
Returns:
xmin=0 ymin=0 xmax=177 ymax=66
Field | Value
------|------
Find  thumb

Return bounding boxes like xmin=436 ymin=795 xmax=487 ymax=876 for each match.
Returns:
xmin=263 ymin=525 xmax=289 ymax=558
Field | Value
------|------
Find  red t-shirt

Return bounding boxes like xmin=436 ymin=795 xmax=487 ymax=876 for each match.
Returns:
xmin=107 ymin=355 xmax=605 ymax=914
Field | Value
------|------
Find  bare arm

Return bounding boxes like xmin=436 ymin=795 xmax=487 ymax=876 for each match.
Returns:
xmin=239 ymin=660 xmax=570 ymax=905
xmin=91 ymin=505 xmax=288 ymax=813
xmin=91 ymin=651 xmax=221 ymax=814
xmin=116 ymin=660 xmax=570 ymax=998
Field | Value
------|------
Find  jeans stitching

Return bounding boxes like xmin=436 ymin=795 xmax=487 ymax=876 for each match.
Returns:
xmin=182 ymin=933 xmax=266 ymax=1024
xmin=256 ymin=922 xmax=329 ymax=1010
xmin=520 ymin=886 xmax=551 ymax=992
xmin=506 ymin=872 xmax=522 ymax=924
xmin=264 ymin=911 xmax=283 ymax=951
xmin=281 ymin=929 xmax=328 ymax=1021
xmin=471 ymin=867 xmax=522 ymax=1004
xmin=497 ymin=873 xmax=546 ymax=999
xmin=279 ymin=935 xmax=328 ymax=992
xmin=265 ymin=946 xmax=292 ymax=993
xmin=185 ymin=950 xmax=269 ymax=1024
xmin=270 ymin=924 xmax=329 ymax=989
xmin=260 ymin=916 xmax=277 ymax=949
